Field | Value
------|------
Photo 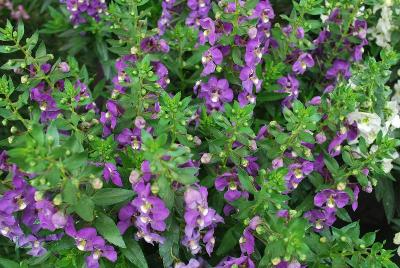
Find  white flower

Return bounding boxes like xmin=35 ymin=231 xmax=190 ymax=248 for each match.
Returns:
xmin=383 ymin=101 xmax=400 ymax=130
xmin=392 ymin=80 xmax=400 ymax=104
xmin=382 ymin=151 xmax=399 ymax=173
xmin=395 ymin=232 xmax=400 ymax=245
xmin=368 ymin=3 xmax=393 ymax=48
xmin=347 ymin=112 xmax=382 ymax=144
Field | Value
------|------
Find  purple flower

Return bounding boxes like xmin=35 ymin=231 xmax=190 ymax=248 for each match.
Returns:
xmin=152 ymin=61 xmax=170 ymax=88
xmin=296 ymin=27 xmax=305 ymax=39
xmin=314 ymin=189 xmax=349 ymax=210
xmin=251 ymin=0 xmax=275 ymax=24
xmin=18 ymin=235 xmax=47 ymax=256
xmin=276 ymin=75 xmax=299 ymax=108
xmin=30 ymin=82 xmax=60 ymax=122
xmin=186 ymin=0 xmax=211 ymax=27
xmin=292 ymin=53 xmax=314 ymax=74
xmin=215 ymin=172 xmax=248 ymax=202
xmin=86 ymin=243 xmax=117 ymax=268
xmin=285 ymin=161 xmax=313 ymax=191
xmin=197 ymin=77 xmax=233 ymax=111
xmin=352 ymin=45 xmax=364 ymax=62
xmin=238 ymin=91 xmax=256 ymax=107
xmin=240 ymin=66 xmax=262 ymax=94
xmin=99 ymin=100 xmax=123 ymax=137
xmin=0 ymin=150 xmax=9 ymax=171
xmin=140 ymin=36 xmax=169 ymax=53
xmin=182 ymin=186 xmax=223 ymax=255
xmin=326 ymin=59 xmax=351 ymax=80
xmin=103 ymin=163 xmax=123 ymax=187
xmin=199 ymin=18 xmax=217 ymax=45
xmin=244 ymin=39 xmax=263 ymax=68
xmin=35 ymin=200 xmax=57 ymax=231
xmin=304 ymin=209 xmax=336 ymax=231
xmin=353 ymin=20 xmax=367 ymax=39
xmin=117 ymin=128 xmax=142 ymax=150
xmin=119 ymin=164 xmax=170 ymax=245
xmin=61 ymin=0 xmax=107 ymax=25
xmin=328 ymin=132 xmax=347 ymax=156
xmin=201 ymin=47 xmax=223 ymax=76
xmin=328 ymin=8 xmax=341 ymax=24
xmin=157 ymin=0 xmax=175 ymax=35
xmin=216 ymin=255 xmax=255 ymax=268
xmin=175 ymin=259 xmax=202 ymax=268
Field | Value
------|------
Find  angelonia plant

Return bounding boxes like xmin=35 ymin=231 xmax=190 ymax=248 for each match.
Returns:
xmin=0 ymin=0 xmax=400 ymax=267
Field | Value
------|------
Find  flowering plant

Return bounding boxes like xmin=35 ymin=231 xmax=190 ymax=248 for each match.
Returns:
xmin=0 ymin=0 xmax=400 ymax=267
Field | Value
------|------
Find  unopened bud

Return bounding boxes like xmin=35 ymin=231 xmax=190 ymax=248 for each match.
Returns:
xmin=129 ymin=170 xmax=141 ymax=184
xmin=91 ymin=178 xmax=103 ymax=189
xmin=201 ymin=153 xmax=212 ymax=164
xmin=53 ymin=194 xmax=62 ymax=206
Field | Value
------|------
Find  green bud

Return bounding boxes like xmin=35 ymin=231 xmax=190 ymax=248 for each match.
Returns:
xmin=53 ymin=194 xmax=62 ymax=206
xmin=320 ymin=237 xmax=327 ymax=243
xmin=8 ymin=136 xmax=14 ymax=144
xmin=151 ymin=184 xmax=160 ymax=195
xmin=10 ymin=126 xmax=17 ymax=134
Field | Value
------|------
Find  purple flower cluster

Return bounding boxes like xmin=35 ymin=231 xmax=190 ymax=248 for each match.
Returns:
xmin=118 ymin=161 xmax=170 ymax=244
xmin=99 ymin=100 xmax=124 ymax=137
xmin=0 ymin=152 xmax=67 ymax=257
xmin=305 ymin=185 xmax=360 ymax=232
xmin=0 ymin=0 xmax=29 ymax=20
xmin=158 ymin=0 xmax=175 ymax=35
xmin=196 ymin=76 xmax=233 ymax=111
xmin=216 ymin=217 xmax=261 ymax=268
xmin=182 ymin=185 xmax=223 ymax=255
xmin=60 ymin=0 xmax=107 ymax=25
xmin=186 ymin=0 xmax=211 ymax=27
xmin=66 ymin=219 xmax=117 ymax=268
xmin=215 ymin=171 xmax=249 ymax=215
xmin=285 ymin=161 xmax=314 ymax=192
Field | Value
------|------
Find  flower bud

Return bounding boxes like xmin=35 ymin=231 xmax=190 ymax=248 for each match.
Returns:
xmin=91 ymin=178 xmax=103 ymax=189
xmin=53 ymin=194 xmax=62 ymax=206
xmin=151 ymin=183 xmax=159 ymax=194
xmin=193 ymin=136 xmax=202 ymax=146
xmin=129 ymin=170 xmax=141 ymax=184
xmin=336 ymin=182 xmax=346 ymax=191
xmin=21 ymin=75 xmax=28 ymax=84
xmin=201 ymin=153 xmax=212 ymax=164
xmin=59 ymin=62 xmax=70 ymax=73
xmin=271 ymin=258 xmax=281 ymax=265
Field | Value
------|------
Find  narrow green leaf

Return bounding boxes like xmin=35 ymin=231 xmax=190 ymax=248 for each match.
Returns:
xmin=121 ymin=238 xmax=148 ymax=268
xmin=94 ymin=213 xmax=126 ymax=248
xmin=92 ymin=188 xmax=134 ymax=206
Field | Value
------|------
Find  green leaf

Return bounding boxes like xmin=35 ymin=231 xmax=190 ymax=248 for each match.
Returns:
xmin=92 ymin=188 xmax=134 ymax=206
xmin=216 ymin=225 xmax=242 ymax=256
xmin=62 ymin=179 xmax=78 ymax=206
xmin=159 ymin=219 xmax=180 ymax=267
xmin=238 ymin=168 xmax=256 ymax=194
xmin=361 ymin=232 xmax=376 ymax=247
xmin=46 ymin=122 xmax=59 ymax=146
xmin=0 ymin=258 xmax=20 ymax=268
xmin=336 ymin=208 xmax=352 ymax=222
xmin=17 ymin=21 xmax=24 ymax=43
xmin=158 ymin=175 xmax=174 ymax=209
xmin=74 ymin=196 xmax=94 ymax=222
xmin=121 ymin=238 xmax=148 ymax=268
xmin=64 ymin=152 xmax=87 ymax=170
xmin=175 ymin=167 xmax=198 ymax=185
xmin=232 ymin=47 xmax=243 ymax=66
xmin=94 ymin=213 xmax=126 ymax=248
